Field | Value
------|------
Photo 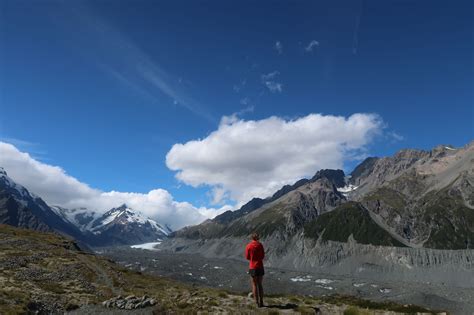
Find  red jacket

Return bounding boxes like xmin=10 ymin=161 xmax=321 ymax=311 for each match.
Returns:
xmin=245 ymin=240 xmax=265 ymax=269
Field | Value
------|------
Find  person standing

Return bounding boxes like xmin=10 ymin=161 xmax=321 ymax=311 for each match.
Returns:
xmin=245 ymin=233 xmax=265 ymax=307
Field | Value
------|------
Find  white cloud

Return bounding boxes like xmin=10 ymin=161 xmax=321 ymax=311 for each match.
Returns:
xmin=274 ymin=41 xmax=283 ymax=54
xmin=261 ymin=71 xmax=283 ymax=93
xmin=305 ymin=40 xmax=319 ymax=52
xmin=0 ymin=142 xmax=230 ymax=230
xmin=166 ymin=113 xmax=383 ymax=205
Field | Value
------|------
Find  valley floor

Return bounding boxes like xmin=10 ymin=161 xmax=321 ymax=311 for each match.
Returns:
xmin=1 ymin=224 xmax=448 ymax=315
xmin=101 ymin=247 xmax=474 ymax=315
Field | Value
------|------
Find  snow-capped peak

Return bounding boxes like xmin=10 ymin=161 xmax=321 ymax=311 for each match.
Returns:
xmin=0 ymin=167 xmax=35 ymax=199
xmin=91 ymin=205 xmax=170 ymax=236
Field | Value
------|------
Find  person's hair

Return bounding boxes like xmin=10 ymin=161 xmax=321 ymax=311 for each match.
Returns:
xmin=251 ymin=232 xmax=260 ymax=241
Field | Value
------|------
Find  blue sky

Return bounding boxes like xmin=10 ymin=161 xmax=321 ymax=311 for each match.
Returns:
xmin=0 ymin=0 xmax=473 ymax=220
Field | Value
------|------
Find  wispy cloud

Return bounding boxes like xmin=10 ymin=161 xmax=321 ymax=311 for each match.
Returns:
xmin=0 ymin=137 xmax=47 ymax=160
xmin=232 ymin=79 xmax=246 ymax=93
xmin=305 ymin=40 xmax=320 ymax=52
xmin=261 ymin=71 xmax=283 ymax=93
xmin=60 ymin=3 xmax=215 ymax=123
xmin=388 ymin=131 xmax=404 ymax=142
xmin=274 ymin=41 xmax=283 ymax=54
xmin=240 ymin=97 xmax=250 ymax=105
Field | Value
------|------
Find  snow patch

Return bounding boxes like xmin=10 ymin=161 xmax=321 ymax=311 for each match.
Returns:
xmin=130 ymin=242 xmax=162 ymax=250
xmin=315 ymin=279 xmax=334 ymax=285
xmin=337 ymin=184 xmax=358 ymax=194
xmin=315 ymin=285 xmax=334 ymax=290
xmin=290 ymin=275 xmax=312 ymax=282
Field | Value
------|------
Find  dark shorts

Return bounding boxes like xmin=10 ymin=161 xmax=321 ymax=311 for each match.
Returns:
xmin=249 ymin=268 xmax=265 ymax=277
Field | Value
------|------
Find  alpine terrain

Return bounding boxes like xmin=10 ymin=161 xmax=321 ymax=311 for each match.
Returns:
xmin=159 ymin=142 xmax=474 ymax=294
xmin=0 ymin=167 xmax=170 ymax=247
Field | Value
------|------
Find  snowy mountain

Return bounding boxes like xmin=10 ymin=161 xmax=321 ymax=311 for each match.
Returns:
xmin=50 ymin=206 xmax=98 ymax=232
xmin=0 ymin=167 xmax=171 ymax=247
xmin=89 ymin=204 xmax=171 ymax=246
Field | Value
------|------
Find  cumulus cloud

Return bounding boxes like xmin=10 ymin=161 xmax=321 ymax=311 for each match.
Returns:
xmin=0 ymin=142 xmax=230 ymax=229
xmin=166 ymin=113 xmax=383 ymax=205
xmin=261 ymin=71 xmax=283 ymax=93
xmin=274 ymin=41 xmax=283 ymax=54
xmin=305 ymin=40 xmax=319 ymax=52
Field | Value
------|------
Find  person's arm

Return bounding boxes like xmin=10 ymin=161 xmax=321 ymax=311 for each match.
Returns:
xmin=245 ymin=244 xmax=250 ymax=260
xmin=261 ymin=244 xmax=265 ymax=260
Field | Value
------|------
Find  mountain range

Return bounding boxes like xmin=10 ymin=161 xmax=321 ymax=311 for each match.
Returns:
xmin=1 ymin=142 xmax=473 ymax=251
xmin=0 ymin=167 xmax=170 ymax=246
xmin=173 ymin=142 xmax=474 ymax=250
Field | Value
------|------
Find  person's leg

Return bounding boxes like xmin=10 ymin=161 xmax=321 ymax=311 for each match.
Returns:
xmin=257 ymin=276 xmax=264 ymax=306
xmin=251 ymin=276 xmax=259 ymax=305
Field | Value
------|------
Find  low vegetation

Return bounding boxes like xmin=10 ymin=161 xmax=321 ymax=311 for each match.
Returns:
xmin=303 ymin=202 xmax=406 ymax=247
xmin=0 ymin=224 xmax=445 ymax=314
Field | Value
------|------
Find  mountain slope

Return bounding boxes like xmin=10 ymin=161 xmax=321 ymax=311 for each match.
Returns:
xmin=175 ymin=170 xmax=346 ymax=239
xmin=358 ymin=143 xmax=474 ymax=248
xmin=304 ymin=202 xmax=405 ymax=247
xmin=0 ymin=167 xmax=95 ymax=245
xmin=171 ymin=141 xmax=474 ymax=250
xmin=50 ymin=206 xmax=98 ymax=232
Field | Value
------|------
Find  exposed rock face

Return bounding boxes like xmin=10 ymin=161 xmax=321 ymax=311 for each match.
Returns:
xmin=212 ymin=176 xmax=316 ymax=225
xmin=356 ymin=143 xmax=474 ymax=249
xmin=311 ymin=169 xmax=346 ymax=188
xmin=175 ymin=172 xmax=346 ymax=240
xmin=349 ymin=157 xmax=379 ymax=185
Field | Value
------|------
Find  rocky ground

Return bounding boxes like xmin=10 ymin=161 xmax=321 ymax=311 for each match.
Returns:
xmin=101 ymin=247 xmax=473 ymax=315
xmin=0 ymin=224 xmax=448 ymax=314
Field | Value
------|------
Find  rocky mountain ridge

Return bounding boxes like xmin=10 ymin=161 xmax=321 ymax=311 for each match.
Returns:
xmin=0 ymin=167 xmax=95 ymax=245
xmin=171 ymin=142 xmax=474 ymax=250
